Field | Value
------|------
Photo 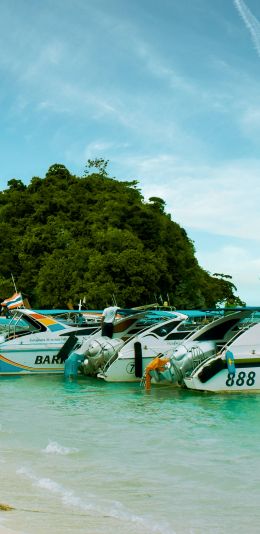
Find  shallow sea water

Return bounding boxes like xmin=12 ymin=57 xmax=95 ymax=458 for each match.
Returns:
xmin=0 ymin=375 xmax=260 ymax=534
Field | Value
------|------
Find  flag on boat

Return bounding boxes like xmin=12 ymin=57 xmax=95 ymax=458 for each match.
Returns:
xmin=1 ymin=292 xmax=24 ymax=309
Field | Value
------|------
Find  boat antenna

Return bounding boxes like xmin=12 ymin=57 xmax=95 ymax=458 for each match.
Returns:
xmin=112 ymin=293 xmax=117 ymax=306
xmin=11 ymin=273 xmax=17 ymax=293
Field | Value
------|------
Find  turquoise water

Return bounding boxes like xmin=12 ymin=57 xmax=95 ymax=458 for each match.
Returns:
xmin=1 ymin=377 xmax=260 ymax=534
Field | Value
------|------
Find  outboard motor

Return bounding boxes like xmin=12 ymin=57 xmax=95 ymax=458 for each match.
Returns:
xmin=170 ymin=340 xmax=217 ymax=381
xmin=80 ymin=337 xmax=124 ymax=376
xmin=64 ymin=351 xmax=85 ymax=379
xmin=64 ymin=337 xmax=88 ymax=379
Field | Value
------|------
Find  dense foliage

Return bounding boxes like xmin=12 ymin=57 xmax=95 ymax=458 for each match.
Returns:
xmin=0 ymin=161 xmax=244 ymax=309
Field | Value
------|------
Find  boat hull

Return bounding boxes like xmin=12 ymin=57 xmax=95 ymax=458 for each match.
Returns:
xmin=0 ymin=344 xmax=65 ymax=374
xmin=98 ymin=355 xmax=155 ymax=382
xmin=185 ymin=364 xmax=260 ymax=392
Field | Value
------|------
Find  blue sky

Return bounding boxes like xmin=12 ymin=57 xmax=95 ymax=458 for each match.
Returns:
xmin=1 ymin=0 xmax=260 ymax=305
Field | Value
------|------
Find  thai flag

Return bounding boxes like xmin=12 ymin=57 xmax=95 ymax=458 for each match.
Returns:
xmin=1 ymin=292 xmax=24 ymax=310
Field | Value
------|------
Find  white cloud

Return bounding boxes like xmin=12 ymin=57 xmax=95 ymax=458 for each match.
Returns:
xmin=124 ymin=155 xmax=260 ymax=242
xmin=83 ymin=140 xmax=130 ymax=158
xmin=240 ymin=105 xmax=260 ymax=133
xmin=196 ymin=244 xmax=260 ymax=305
xmin=115 ymin=153 xmax=260 ymax=304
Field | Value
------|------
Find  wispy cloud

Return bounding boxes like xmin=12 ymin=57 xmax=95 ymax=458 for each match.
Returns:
xmin=234 ymin=0 xmax=260 ymax=57
xmin=21 ymin=41 xmax=65 ymax=84
xmin=240 ymin=105 xmax=260 ymax=134
xmin=133 ymin=41 xmax=196 ymax=94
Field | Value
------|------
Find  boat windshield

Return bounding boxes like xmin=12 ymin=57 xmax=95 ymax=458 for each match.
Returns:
xmin=151 ymin=319 xmax=185 ymax=337
xmin=5 ymin=310 xmax=44 ymax=339
xmin=194 ymin=312 xmax=260 ymax=343
xmin=52 ymin=312 xmax=101 ymax=327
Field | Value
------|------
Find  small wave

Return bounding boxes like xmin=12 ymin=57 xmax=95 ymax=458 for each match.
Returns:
xmin=42 ymin=441 xmax=79 ymax=455
xmin=17 ymin=466 xmax=176 ymax=534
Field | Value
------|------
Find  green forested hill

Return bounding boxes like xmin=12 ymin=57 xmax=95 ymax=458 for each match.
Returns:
xmin=0 ymin=160 xmax=242 ymax=309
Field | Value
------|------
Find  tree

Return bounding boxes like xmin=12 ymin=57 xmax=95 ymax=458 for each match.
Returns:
xmin=7 ymin=179 xmax=26 ymax=191
xmin=0 ymin=161 xmax=243 ymax=309
xmin=83 ymin=158 xmax=109 ymax=177
xmin=148 ymin=196 xmax=166 ymax=213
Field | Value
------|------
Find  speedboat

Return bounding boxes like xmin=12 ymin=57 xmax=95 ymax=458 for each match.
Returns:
xmin=0 ymin=308 xmax=101 ymax=375
xmin=184 ymin=315 xmax=260 ymax=392
xmin=64 ymin=308 xmax=158 ymax=378
xmin=0 ymin=307 xmax=152 ymax=376
xmin=0 ymin=305 xmax=184 ymax=377
xmin=94 ymin=312 xmax=223 ymax=382
xmin=143 ymin=309 xmax=260 ymax=389
xmin=69 ymin=312 xmax=195 ymax=381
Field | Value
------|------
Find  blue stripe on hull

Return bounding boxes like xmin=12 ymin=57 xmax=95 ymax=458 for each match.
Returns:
xmin=0 ymin=358 xmax=63 ymax=374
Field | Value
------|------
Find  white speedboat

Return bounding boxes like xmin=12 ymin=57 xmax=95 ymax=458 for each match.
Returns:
xmin=0 ymin=308 xmax=101 ymax=375
xmin=94 ymin=312 xmax=225 ymax=382
xmin=0 ymin=307 xmax=151 ymax=376
xmin=184 ymin=317 xmax=260 ymax=392
xmin=143 ymin=309 xmax=260 ymax=389
xmin=72 ymin=312 xmax=193 ymax=381
xmin=64 ymin=309 xmax=155 ymax=378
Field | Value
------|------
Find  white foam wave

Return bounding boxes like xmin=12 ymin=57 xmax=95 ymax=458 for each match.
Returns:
xmin=42 ymin=441 xmax=79 ymax=455
xmin=17 ymin=466 xmax=176 ymax=534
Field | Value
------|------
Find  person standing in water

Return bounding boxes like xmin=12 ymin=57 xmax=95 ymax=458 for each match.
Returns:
xmin=101 ymin=305 xmax=118 ymax=338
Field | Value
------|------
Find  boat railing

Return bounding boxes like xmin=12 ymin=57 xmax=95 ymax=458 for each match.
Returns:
xmin=5 ymin=311 xmax=37 ymax=340
xmin=190 ymin=345 xmax=208 ymax=370
xmin=100 ymin=346 xmax=122 ymax=374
